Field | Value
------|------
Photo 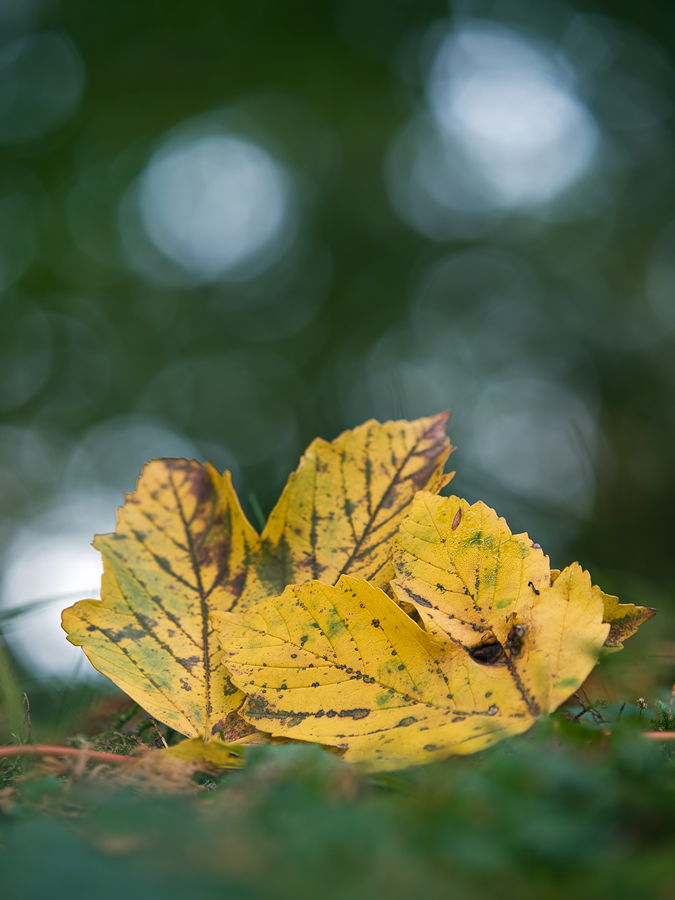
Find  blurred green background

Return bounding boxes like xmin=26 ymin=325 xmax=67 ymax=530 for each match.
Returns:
xmin=0 ymin=0 xmax=674 ymax=694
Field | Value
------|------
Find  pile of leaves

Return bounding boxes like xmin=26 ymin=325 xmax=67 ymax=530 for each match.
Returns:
xmin=57 ymin=413 xmax=655 ymax=771
xmin=0 ymin=413 xmax=672 ymax=898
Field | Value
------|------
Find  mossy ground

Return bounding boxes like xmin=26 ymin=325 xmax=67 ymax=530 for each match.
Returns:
xmin=2 ymin=690 xmax=675 ymax=900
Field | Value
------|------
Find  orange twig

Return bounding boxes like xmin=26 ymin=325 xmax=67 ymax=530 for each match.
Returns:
xmin=0 ymin=745 xmax=139 ymax=765
xmin=642 ymin=732 xmax=675 ymax=741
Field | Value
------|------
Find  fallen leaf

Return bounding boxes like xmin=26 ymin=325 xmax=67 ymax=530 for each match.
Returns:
xmin=597 ymin=593 xmax=656 ymax=651
xmin=62 ymin=415 xmax=452 ymax=745
xmin=211 ymin=494 xmax=615 ymax=770
xmin=550 ymin=569 xmax=656 ymax=651
xmin=62 ymin=460 xmax=261 ymax=743
xmin=161 ymin=738 xmax=245 ymax=769
xmin=392 ymin=493 xmax=612 ymax=713
xmin=212 ymin=576 xmax=535 ymax=771
xmin=235 ymin=412 xmax=453 ymax=610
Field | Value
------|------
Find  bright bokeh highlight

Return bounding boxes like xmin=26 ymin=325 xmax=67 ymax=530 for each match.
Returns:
xmin=138 ymin=132 xmax=292 ymax=281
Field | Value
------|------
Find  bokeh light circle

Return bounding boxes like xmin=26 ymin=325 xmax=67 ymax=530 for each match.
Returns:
xmin=427 ymin=21 xmax=600 ymax=207
xmin=0 ymin=494 xmax=117 ymax=681
xmin=138 ymin=132 xmax=292 ymax=281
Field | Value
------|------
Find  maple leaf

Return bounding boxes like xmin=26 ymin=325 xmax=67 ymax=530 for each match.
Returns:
xmin=62 ymin=460 xmax=261 ymax=744
xmin=212 ymin=493 xmax=622 ymax=770
xmin=550 ymin=569 xmax=656 ymax=651
xmin=62 ymin=415 xmax=452 ymax=745
xmin=212 ymin=576 xmax=536 ymax=771
xmin=236 ymin=411 xmax=453 ymax=608
xmin=391 ymin=493 xmax=619 ymax=712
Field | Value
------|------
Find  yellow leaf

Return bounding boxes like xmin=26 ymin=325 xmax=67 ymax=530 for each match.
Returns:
xmin=62 ymin=415 xmax=452 ymax=743
xmin=235 ymin=412 xmax=453 ymax=610
xmin=212 ymin=576 xmax=535 ymax=771
xmin=392 ymin=493 xmax=610 ymax=713
xmin=211 ymin=493 xmax=617 ymax=771
xmin=550 ymin=569 xmax=656 ymax=651
xmin=160 ymin=737 xmax=245 ymax=769
xmin=598 ymin=592 xmax=656 ymax=651
xmin=62 ymin=460 xmax=262 ymax=742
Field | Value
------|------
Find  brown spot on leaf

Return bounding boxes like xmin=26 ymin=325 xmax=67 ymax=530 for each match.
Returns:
xmin=211 ymin=711 xmax=261 ymax=742
xmin=177 ymin=655 xmax=201 ymax=672
xmin=396 ymin=716 xmax=416 ymax=727
xmin=469 ymin=642 xmax=503 ymax=665
xmin=338 ymin=708 xmax=370 ymax=719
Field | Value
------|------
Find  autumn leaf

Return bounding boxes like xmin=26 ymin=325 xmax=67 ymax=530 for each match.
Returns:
xmin=392 ymin=493 xmax=613 ymax=711
xmin=62 ymin=460 xmax=262 ymax=744
xmin=62 ymin=415 xmax=453 ymax=745
xmin=600 ymin=594 xmax=656 ymax=650
xmin=212 ymin=576 xmax=536 ymax=771
xmin=235 ymin=412 xmax=453 ymax=610
xmin=550 ymin=571 xmax=656 ymax=651
xmin=212 ymin=493 xmax=615 ymax=770
xmin=160 ymin=737 xmax=245 ymax=769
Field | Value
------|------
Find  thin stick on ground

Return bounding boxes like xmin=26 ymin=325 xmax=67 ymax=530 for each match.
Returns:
xmin=0 ymin=745 xmax=140 ymax=765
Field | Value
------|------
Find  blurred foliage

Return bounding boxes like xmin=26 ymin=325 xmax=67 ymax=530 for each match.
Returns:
xmin=0 ymin=0 xmax=674 ymax=567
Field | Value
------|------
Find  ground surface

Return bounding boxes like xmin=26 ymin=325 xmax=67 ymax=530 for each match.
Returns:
xmin=1 ymin=686 xmax=675 ymax=900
